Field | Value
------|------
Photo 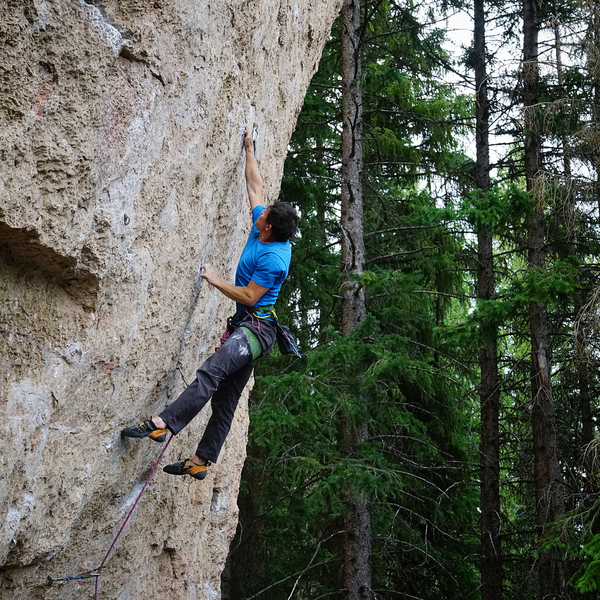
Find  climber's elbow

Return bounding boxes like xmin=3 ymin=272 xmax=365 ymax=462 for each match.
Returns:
xmin=244 ymin=281 xmax=269 ymax=306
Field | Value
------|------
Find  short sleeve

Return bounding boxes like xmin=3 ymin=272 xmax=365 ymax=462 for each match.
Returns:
xmin=252 ymin=205 xmax=267 ymax=225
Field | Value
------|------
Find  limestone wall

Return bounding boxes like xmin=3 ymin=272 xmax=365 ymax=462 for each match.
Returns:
xmin=0 ymin=1 xmax=341 ymax=597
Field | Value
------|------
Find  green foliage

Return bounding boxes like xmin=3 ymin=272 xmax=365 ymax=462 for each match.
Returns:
xmin=239 ymin=313 xmax=479 ymax=599
xmin=571 ymin=534 xmax=600 ymax=594
xmin=460 ymin=185 xmax=532 ymax=232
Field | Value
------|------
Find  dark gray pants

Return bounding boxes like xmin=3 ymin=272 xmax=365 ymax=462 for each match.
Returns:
xmin=159 ymin=328 xmax=254 ymax=463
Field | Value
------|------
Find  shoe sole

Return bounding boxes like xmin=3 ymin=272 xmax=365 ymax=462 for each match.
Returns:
xmin=148 ymin=430 xmax=167 ymax=443
xmin=185 ymin=465 xmax=207 ymax=480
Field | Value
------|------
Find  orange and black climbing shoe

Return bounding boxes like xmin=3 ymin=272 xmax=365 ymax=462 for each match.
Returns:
xmin=121 ymin=419 xmax=167 ymax=443
xmin=163 ymin=457 xmax=209 ymax=480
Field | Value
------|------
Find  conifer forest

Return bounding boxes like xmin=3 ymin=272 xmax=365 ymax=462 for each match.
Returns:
xmin=226 ymin=0 xmax=600 ymax=599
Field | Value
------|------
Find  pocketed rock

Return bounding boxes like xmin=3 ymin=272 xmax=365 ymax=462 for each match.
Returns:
xmin=0 ymin=1 xmax=342 ymax=597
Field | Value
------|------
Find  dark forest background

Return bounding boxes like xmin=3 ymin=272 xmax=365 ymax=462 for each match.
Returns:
xmin=227 ymin=1 xmax=600 ymax=599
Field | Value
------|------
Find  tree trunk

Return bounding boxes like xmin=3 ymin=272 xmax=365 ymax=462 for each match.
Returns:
xmin=341 ymin=0 xmax=366 ymax=337
xmin=583 ymin=0 xmax=600 ymax=446
xmin=474 ymin=0 xmax=502 ymax=598
xmin=576 ymin=0 xmax=600 ymax=448
xmin=340 ymin=1 xmax=371 ymax=599
xmin=523 ymin=0 xmax=567 ymax=596
xmin=316 ymin=137 xmax=329 ymax=342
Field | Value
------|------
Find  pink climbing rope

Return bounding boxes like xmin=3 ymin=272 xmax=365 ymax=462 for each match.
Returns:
xmin=91 ymin=434 xmax=173 ymax=599
xmin=50 ymin=366 xmax=189 ymax=596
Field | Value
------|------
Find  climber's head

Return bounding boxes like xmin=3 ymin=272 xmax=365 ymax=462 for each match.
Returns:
xmin=265 ymin=202 xmax=299 ymax=242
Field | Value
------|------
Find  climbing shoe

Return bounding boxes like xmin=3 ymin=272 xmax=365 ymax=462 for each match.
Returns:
xmin=163 ymin=457 xmax=209 ymax=480
xmin=121 ymin=419 xmax=167 ymax=443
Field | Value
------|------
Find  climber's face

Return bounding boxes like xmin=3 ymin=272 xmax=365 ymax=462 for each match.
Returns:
xmin=256 ymin=207 xmax=271 ymax=233
xmin=256 ymin=207 xmax=275 ymax=243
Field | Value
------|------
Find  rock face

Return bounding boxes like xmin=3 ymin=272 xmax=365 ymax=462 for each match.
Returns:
xmin=0 ymin=1 xmax=341 ymax=597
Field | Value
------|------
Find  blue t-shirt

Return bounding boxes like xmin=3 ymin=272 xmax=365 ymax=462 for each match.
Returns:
xmin=234 ymin=205 xmax=291 ymax=314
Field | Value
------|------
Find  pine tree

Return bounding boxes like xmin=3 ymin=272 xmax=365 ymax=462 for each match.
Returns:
xmin=339 ymin=1 xmax=372 ymax=598
xmin=523 ymin=0 xmax=566 ymax=594
xmin=472 ymin=0 xmax=502 ymax=597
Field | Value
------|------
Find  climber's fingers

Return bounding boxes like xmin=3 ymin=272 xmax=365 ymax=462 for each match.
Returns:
xmin=199 ymin=263 xmax=220 ymax=285
xmin=243 ymin=123 xmax=258 ymax=154
xmin=244 ymin=125 xmax=253 ymax=149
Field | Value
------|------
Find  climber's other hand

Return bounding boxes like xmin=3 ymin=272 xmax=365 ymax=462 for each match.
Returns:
xmin=200 ymin=263 xmax=221 ymax=286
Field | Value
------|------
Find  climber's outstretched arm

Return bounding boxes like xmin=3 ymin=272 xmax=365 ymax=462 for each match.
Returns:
xmin=244 ymin=125 xmax=264 ymax=210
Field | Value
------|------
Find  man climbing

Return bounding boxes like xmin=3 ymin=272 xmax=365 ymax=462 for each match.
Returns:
xmin=122 ymin=125 xmax=299 ymax=481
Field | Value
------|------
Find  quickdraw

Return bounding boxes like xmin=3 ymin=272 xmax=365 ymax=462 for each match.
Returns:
xmin=47 ymin=571 xmax=100 ymax=584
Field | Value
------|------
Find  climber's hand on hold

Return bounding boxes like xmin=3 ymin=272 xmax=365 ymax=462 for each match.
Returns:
xmin=244 ymin=125 xmax=254 ymax=153
xmin=200 ymin=263 xmax=221 ymax=287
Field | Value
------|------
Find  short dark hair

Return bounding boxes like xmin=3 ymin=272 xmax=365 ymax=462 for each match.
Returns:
xmin=266 ymin=202 xmax=299 ymax=242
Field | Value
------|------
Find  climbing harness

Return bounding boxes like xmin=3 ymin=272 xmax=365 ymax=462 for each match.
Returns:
xmin=46 ymin=362 xmax=192 ymax=598
xmin=225 ymin=306 xmax=301 ymax=359
xmin=217 ymin=309 xmax=268 ymax=359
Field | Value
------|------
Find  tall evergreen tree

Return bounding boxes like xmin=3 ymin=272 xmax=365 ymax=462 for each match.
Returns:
xmin=340 ymin=0 xmax=372 ymax=598
xmin=472 ymin=0 xmax=502 ymax=597
xmin=522 ymin=0 xmax=567 ymax=594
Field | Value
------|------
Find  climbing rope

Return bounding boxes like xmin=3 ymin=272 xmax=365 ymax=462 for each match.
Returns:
xmin=47 ymin=363 xmax=190 ymax=597
xmin=47 ymin=435 xmax=173 ymax=597
xmin=93 ymin=434 xmax=173 ymax=599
